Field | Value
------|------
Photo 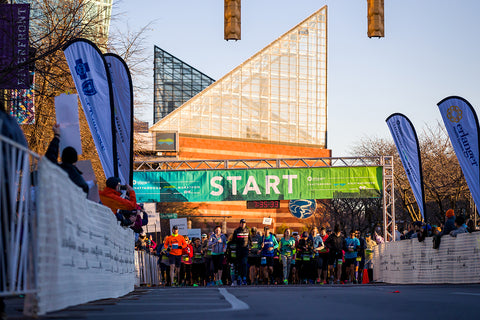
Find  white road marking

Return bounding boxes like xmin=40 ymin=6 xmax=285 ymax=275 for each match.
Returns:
xmin=452 ymin=292 xmax=480 ymax=296
xmin=218 ymin=288 xmax=250 ymax=311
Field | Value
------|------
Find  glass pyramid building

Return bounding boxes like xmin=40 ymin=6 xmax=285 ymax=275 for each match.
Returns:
xmin=151 ymin=6 xmax=327 ymax=147
xmin=153 ymin=47 xmax=215 ymax=123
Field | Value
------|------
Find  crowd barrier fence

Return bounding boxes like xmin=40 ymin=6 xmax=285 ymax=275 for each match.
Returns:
xmin=135 ymin=250 xmax=160 ymax=286
xmin=1 ymin=133 xmax=135 ymax=316
xmin=0 ymin=134 xmax=37 ymax=298
xmin=372 ymin=232 xmax=480 ymax=284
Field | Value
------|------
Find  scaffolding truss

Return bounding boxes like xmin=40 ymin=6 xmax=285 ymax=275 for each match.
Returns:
xmin=134 ymin=156 xmax=395 ymax=241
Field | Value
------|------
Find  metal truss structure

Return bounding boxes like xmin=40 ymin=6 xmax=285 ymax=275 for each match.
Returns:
xmin=134 ymin=156 xmax=395 ymax=241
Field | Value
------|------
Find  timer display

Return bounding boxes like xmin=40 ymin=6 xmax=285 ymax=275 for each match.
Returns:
xmin=246 ymin=200 xmax=280 ymax=209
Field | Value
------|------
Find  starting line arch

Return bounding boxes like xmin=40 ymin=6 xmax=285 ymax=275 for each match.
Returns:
xmin=133 ymin=156 xmax=395 ymax=241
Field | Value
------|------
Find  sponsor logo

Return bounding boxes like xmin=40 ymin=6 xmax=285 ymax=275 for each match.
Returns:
xmin=75 ymin=59 xmax=90 ymax=80
xmin=447 ymin=105 xmax=463 ymax=123
xmin=82 ymin=79 xmax=97 ymax=96
xmin=289 ymin=199 xmax=316 ymax=219
xmin=454 ymin=124 xmax=478 ymax=167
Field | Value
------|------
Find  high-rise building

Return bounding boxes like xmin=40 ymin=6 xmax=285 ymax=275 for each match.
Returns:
xmin=153 ymin=46 xmax=215 ymax=124
xmin=146 ymin=6 xmax=329 ymax=232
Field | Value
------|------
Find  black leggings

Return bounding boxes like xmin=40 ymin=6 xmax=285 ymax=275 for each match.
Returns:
xmin=212 ymin=254 xmax=224 ymax=273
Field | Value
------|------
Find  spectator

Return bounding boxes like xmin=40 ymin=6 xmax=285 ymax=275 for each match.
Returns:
xmin=450 ymin=216 xmax=468 ymax=237
xmin=394 ymin=225 xmax=402 ymax=241
xmin=466 ymin=219 xmax=477 ymax=233
xmin=442 ymin=209 xmax=456 ymax=235
xmin=99 ymin=176 xmax=137 ymax=217
xmin=364 ymin=233 xmax=377 ymax=283
xmin=128 ymin=204 xmax=148 ymax=234
xmin=45 ymin=124 xmax=91 ymax=194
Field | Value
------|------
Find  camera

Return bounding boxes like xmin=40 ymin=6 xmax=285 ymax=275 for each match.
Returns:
xmin=119 ymin=185 xmax=128 ymax=191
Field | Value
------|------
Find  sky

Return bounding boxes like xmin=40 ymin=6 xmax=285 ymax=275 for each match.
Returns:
xmin=110 ymin=0 xmax=480 ymax=157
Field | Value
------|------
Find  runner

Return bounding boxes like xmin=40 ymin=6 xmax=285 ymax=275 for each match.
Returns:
xmin=191 ymin=237 xmax=205 ymax=286
xmin=248 ymin=227 xmax=262 ymax=285
xmin=226 ymin=234 xmax=237 ymax=286
xmin=232 ymin=219 xmax=251 ymax=285
xmin=260 ymin=226 xmax=279 ymax=285
xmin=296 ymin=231 xmax=314 ymax=284
xmin=208 ymin=226 xmax=227 ymax=286
xmin=318 ymin=227 xmax=330 ymax=284
xmin=163 ymin=225 xmax=187 ymax=286
xmin=279 ymin=228 xmax=295 ymax=284
xmin=311 ymin=227 xmax=325 ymax=284
xmin=355 ymin=229 xmax=366 ymax=284
xmin=325 ymin=225 xmax=344 ymax=284
xmin=181 ymin=236 xmax=193 ymax=286
xmin=344 ymin=230 xmax=360 ymax=284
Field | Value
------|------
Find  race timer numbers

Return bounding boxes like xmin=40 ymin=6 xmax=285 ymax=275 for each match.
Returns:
xmin=246 ymin=200 xmax=280 ymax=209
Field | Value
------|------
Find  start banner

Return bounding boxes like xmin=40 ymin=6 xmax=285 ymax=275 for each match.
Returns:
xmin=133 ymin=166 xmax=383 ymax=203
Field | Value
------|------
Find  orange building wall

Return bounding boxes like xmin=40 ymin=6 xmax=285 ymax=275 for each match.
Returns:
xmin=170 ymin=135 xmax=330 ymax=234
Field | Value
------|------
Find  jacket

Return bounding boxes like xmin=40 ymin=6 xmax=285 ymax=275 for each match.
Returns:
xmin=233 ymin=226 xmax=251 ymax=250
xmin=164 ymin=234 xmax=187 ymax=256
xmin=208 ymin=233 xmax=227 ymax=255
xmin=99 ymin=187 xmax=137 ymax=214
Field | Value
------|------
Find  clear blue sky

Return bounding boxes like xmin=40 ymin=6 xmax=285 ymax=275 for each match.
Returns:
xmin=111 ymin=0 xmax=480 ymax=157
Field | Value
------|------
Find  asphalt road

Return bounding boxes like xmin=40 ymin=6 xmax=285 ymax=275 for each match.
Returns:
xmin=4 ymin=284 xmax=480 ymax=320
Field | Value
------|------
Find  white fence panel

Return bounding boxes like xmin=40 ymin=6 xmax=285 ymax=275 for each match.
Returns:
xmin=34 ymin=158 xmax=135 ymax=315
xmin=372 ymin=232 xmax=480 ymax=284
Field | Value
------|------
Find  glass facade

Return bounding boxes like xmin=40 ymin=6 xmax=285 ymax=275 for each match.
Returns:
xmin=153 ymin=47 xmax=215 ymax=123
xmin=151 ymin=6 xmax=327 ymax=147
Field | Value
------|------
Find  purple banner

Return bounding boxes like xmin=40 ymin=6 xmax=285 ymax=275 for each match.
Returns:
xmin=0 ymin=4 xmax=30 ymax=89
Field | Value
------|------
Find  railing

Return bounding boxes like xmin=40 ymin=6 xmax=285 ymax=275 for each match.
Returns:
xmin=0 ymin=134 xmax=38 ymax=298
xmin=135 ymin=251 xmax=160 ymax=286
xmin=1 ymin=133 xmax=135 ymax=316
xmin=372 ymin=232 xmax=480 ymax=284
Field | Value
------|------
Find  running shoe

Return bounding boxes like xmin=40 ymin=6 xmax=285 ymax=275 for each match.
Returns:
xmin=218 ymin=280 xmax=223 ymax=286
xmin=283 ymin=279 xmax=288 ymax=285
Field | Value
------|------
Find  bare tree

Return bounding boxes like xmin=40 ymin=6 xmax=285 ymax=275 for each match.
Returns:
xmin=351 ymin=122 xmax=471 ymax=226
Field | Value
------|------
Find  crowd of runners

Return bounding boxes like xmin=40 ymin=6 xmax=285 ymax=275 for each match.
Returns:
xmin=141 ymin=219 xmax=380 ymax=287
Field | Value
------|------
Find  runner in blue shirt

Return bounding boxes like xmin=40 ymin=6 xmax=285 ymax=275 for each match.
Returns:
xmin=260 ymin=226 xmax=279 ymax=285
xmin=344 ymin=230 xmax=361 ymax=284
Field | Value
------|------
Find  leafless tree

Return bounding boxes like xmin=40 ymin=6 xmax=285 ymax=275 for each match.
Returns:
xmin=351 ymin=122 xmax=471 ymax=227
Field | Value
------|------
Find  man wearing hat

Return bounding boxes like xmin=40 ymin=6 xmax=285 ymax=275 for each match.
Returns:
xmin=232 ymin=219 xmax=251 ymax=285
xmin=99 ymin=176 xmax=137 ymax=215
xmin=163 ymin=225 xmax=187 ymax=286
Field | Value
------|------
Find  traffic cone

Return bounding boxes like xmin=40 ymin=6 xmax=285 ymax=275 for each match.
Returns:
xmin=362 ymin=269 xmax=369 ymax=284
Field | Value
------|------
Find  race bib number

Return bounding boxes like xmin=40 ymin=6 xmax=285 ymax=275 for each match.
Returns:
xmin=261 ymin=257 xmax=267 ymax=265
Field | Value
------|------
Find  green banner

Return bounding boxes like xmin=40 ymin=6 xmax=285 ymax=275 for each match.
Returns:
xmin=133 ymin=167 xmax=383 ymax=203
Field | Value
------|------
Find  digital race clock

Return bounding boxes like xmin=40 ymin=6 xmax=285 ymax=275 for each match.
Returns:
xmin=246 ymin=200 xmax=280 ymax=209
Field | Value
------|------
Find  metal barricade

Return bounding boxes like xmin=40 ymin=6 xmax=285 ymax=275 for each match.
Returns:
xmin=135 ymin=250 xmax=160 ymax=286
xmin=0 ymin=134 xmax=39 ymax=297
